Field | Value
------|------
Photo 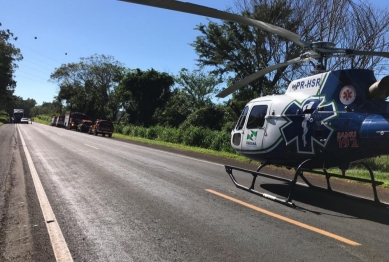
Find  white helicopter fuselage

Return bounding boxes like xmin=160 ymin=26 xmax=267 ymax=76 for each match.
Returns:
xmin=230 ymin=69 xmax=389 ymax=169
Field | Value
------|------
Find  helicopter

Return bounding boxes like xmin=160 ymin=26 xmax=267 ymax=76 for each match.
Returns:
xmin=121 ymin=0 xmax=389 ymax=207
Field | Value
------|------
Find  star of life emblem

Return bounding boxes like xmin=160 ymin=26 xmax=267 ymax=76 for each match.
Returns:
xmin=339 ymin=85 xmax=356 ymax=105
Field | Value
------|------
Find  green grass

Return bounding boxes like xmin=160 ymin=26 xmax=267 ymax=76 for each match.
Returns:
xmin=318 ymin=168 xmax=389 ymax=188
xmin=34 ymin=118 xmax=50 ymax=125
xmin=113 ymin=133 xmax=251 ymax=162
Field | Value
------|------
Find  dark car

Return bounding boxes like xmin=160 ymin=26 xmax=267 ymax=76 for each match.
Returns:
xmin=77 ymin=120 xmax=93 ymax=133
xmin=89 ymin=119 xmax=114 ymax=137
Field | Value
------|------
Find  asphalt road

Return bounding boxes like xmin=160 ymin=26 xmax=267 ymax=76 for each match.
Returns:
xmin=1 ymin=122 xmax=389 ymax=261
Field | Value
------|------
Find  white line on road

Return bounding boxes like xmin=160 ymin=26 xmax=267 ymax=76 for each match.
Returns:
xmin=17 ymin=125 xmax=73 ymax=262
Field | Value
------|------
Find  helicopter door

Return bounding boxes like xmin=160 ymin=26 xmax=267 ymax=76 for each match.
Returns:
xmin=241 ymin=103 xmax=270 ymax=151
xmin=232 ymin=106 xmax=249 ymax=150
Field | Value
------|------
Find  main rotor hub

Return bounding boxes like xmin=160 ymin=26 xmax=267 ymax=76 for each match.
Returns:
xmin=311 ymin=41 xmax=336 ymax=49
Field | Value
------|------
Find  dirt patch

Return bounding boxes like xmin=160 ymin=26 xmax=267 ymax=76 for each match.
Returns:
xmin=0 ymin=140 xmax=34 ymax=261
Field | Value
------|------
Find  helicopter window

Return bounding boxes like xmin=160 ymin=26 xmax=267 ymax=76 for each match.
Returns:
xmin=247 ymin=105 xmax=268 ymax=129
xmin=235 ymin=106 xmax=249 ymax=130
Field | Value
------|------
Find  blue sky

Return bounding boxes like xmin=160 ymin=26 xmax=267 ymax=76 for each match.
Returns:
xmin=1 ymin=0 xmax=388 ymax=105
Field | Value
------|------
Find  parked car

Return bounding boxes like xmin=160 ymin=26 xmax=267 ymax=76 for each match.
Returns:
xmin=77 ymin=120 xmax=93 ymax=133
xmin=56 ymin=115 xmax=65 ymax=127
xmin=51 ymin=116 xmax=58 ymax=126
xmin=20 ymin=118 xmax=29 ymax=124
xmin=89 ymin=119 xmax=114 ymax=137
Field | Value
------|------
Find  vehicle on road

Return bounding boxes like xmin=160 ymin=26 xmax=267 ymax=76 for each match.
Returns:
xmin=51 ymin=116 xmax=58 ymax=126
xmin=65 ymin=112 xmax=90 ymax=130
xmin=20 ymin=118 xmax=29 ymax=124
xmin=56 ymin=115 xmax=65 ymax=127
xmin=13 ymin=109 xmax=24 ymax=123
xmin=89 ymin=119 xmax=114 ymax=137
xmin=77 ymin=120 xmax=93 ymax=133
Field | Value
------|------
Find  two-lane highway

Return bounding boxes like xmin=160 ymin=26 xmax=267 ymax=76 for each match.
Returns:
xmin=2 ymin=122 xmax=389 ymax=261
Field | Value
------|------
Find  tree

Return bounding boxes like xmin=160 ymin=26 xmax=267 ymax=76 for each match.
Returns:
xmin=0 ymin=23 xmax=23 ymax=110
xmin=191 ymin=0 xmax=389 ymax=104
xmin=30 ymin=101 xmax=59 ymax=117
xmin=6 ymin=96 xmax=36 ymax=117
xmin=50 ymin=54 xmax=124 ymax=120
xmin=180 ymin=105 xmax=227 ymax=130
xmin=152 ymin=88 xmax=192 ymax=127
xmin=174 ymin=68 xmax=223 ymax=111
xmin=119 ymin=68 xmax=174 ymax=127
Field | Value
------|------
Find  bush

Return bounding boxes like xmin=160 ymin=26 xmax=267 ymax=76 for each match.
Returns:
xmin=117 ymin=123 xmax=235 ymax=154
xmin=181 ymin=126 xmax=207 ymax=147
xmin=157 ymin=127 xmax=183 ymax=144
xmin=132 ymin=126 xmax=147 ymax=138
xmin=0 ymin=110 xmax=8 ymax=125
xmin=114 ymin=123 xmax=125 ymax=134
xmin=122 ymin=125 xmax=133 ymax=136
xmin=35 ymin=115 xmax=53 ymax=124
xmin=145 ymin=126 xmax=160 ymax=140
xmin=210 ymin=132 xmax=234 ymax=153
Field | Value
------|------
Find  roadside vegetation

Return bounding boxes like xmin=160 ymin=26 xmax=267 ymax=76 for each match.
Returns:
xmin=0 ymin=110 xmax=8 ymax=126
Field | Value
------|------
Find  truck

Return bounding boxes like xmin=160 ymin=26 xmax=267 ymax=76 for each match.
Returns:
xmin=64 ymin=112 xmax=90 ymax=130
xmin=13 ymin=109 xmax=24 ymax=123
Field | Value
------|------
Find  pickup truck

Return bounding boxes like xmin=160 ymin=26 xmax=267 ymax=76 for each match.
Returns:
xmin=89 ymin=119 xmax=114 ymax=137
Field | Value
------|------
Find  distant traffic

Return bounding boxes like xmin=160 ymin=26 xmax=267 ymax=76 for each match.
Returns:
xmin=50 ymin=112 xmax=114 ymax=137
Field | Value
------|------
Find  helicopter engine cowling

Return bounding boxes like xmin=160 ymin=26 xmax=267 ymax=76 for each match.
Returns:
xmin=368 ymin=75 xmax=389 ymax=100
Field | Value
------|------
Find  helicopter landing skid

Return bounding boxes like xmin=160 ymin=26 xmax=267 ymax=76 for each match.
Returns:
xmin=224 ymin=160 xmax=385 ymax=207
xmin=224 ymin=159 xmax=312 ymax=208
xmin=302 ymin=163 xmax=384 ymax=204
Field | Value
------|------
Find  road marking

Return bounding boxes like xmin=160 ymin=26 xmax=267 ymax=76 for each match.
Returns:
xmin=206 ymin=189 xmax=361 ymax=246
xmin=17 ymin=126 xmax=74 ymax=261
xmin=85 ymin=144 xmax=99 ymax=150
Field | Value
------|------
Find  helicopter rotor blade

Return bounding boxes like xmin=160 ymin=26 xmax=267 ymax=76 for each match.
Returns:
xmin=120 ymin=0 xmax=308 ymax=48
xmin=216 ymin=56 xmax=314 ymax=98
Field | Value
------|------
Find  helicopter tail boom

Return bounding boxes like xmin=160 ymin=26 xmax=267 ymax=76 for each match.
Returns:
xmin=368 ymin=75 xmax=389 ymax=100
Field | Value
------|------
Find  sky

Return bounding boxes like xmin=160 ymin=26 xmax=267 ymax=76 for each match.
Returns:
xmin=1 ymin=0 xmax=388 ymax=105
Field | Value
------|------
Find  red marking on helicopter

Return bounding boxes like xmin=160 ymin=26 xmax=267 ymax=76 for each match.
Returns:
xmin=339 ymin=85 xmax=356 ymax=105
xmin=337 ymin=131 xmax=359 ymax=148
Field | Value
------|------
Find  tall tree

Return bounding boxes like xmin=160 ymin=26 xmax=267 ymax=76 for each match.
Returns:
xmin=192 ymin=0 xmax=389 ymax=103
xmin=30 ymin=101 xmax=60 ymax=117
xmin=0 ymin=23 xmax=23 ymax=110
xmin=6 ymin=96 xmax=36 ymax=117
xmin=119 ymin=68 xmax=174 ymax=127
xmin=50 ymin=54 xmax=124 ymax=120
xmin=152 ymin=88 xmax=192 ymax=127
xmin=174 ymin=68 xmax=223 ymax=111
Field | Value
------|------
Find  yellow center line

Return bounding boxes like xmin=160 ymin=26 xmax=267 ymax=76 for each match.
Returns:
xmin=85 ymin=144 xmax=99 ymax=150
xmin=206 ymin=189 xmax=361 ymax=246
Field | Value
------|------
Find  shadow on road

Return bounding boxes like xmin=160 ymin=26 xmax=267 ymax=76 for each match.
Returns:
xmin=259 ymin=182 xmax=389 ymax=226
